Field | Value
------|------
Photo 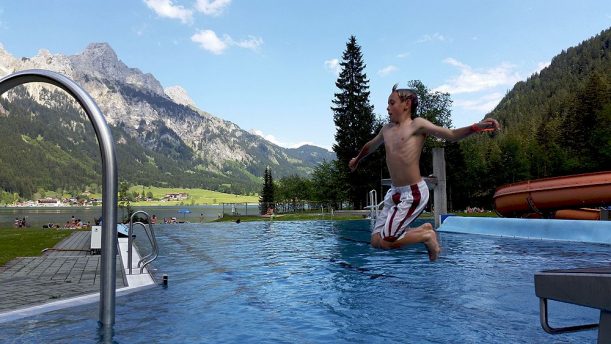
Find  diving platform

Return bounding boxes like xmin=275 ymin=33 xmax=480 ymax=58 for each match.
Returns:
xmin=535 ymin=267 xmax=611 ymax=343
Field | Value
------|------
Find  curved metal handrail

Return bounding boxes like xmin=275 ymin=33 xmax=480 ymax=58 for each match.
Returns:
xmin=0 ymin=69 xmax=118 ymax=327
xmin=129 ymin=211 xmax=147 ymax=274
xmin=128 ymin=211 xmax=159 ymax=275
xmin=365 ymin=189 xmax=379 ymax=219
xmin=135 ymin=222 xmax=154 ymax=266
xmin=137 ymin=221 xmax=158 ymax=273
xmin=539 ymin=298 xmax=599 ymax=334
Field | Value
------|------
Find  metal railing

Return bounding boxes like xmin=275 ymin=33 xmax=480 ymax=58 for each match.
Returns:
xmin=364 ymin=189 xmax=383 ymax=220
xmin=0 ymin=70 xmax=118 ymax=327
xmin=128 ymin=211 xmax=159 ymax=275
xmin=538 ymin=298 xmax=599 ymax=334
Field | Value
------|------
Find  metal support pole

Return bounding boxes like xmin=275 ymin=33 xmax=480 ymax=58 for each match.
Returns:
xmin=432 ymin=148 xmax=447 ymax=229
xmin=0 ymin=70 xmax=118 ymax=327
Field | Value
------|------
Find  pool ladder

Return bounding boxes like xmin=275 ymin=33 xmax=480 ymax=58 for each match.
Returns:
xmin=128 ymin=211 xmax=159 ymax=274
xmin=365 ymin=189 xmax=384 ymax=220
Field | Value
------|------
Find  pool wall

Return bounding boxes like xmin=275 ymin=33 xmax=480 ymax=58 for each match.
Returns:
xmin=439 ymin=216 xmax=611 ymax=244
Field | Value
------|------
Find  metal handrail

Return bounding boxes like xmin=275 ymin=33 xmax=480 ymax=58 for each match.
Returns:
xmin=128 ymin=211 xmax=159 ymax=275
xmin=137 ymin=221 xmax=158 ymax=273
xmin=0 ymin=70 xmax=118 ymax=327
xmin=134 ymin=222 xmax=154 ymax=266
xmin=539 ymin=298 xmax=599 ymax=334
xmin=365 ymin=190 xmax=380 ymax=219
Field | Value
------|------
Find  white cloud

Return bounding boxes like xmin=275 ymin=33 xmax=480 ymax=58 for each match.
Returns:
xmin=535 ymin=61 xmax=551 ymax=74
xmin=191 ymin=30 xmax=262 ymax=54
xmin=251 ymin=129 xmax=282 ymax=146
xmin=453 ymin=92 xmax=504 ymax=113
xmin=195 ymin=0 xmax=231 ymax=16
xmin=417 ymin=33 xmax=446 ymax=43
xmin=144 ymin=0 xmax=193 ymax=24
xmin=288 ymin=141 xmax=321 ymax=149
xmin=191 ymin=30 xmax=227 ymax=54
xmin=437 ymin=58 xmax=524 ymax=125
xmin=377 ymin=65 xmax=398 ymax=77
xmin=434 ymin=58 xmax=522 ymax=94
xmin=250 ymin=129 xmax=329 ymax=150
xmin=224 ymin=35 xmax=263 ymax=51
xmin=133 ymin=23 xmax=148 ymax=36
xmin=396 ymin=52 xmax=410 ymax=58
xmin=324 ymin=58 xmax=341 ymax=76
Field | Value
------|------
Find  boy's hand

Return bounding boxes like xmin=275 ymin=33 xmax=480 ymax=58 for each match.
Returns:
xmin=348 ymin=158 xmax=359 ymax=172
xmin=472 ymin=118 xmax=500 ymax=132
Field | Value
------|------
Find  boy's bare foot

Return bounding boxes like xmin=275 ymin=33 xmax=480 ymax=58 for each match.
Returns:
xmin=424 ymin=230 xmax=441 ymax=261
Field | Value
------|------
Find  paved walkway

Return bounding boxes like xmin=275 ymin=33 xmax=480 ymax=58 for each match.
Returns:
xmin=0 ymin=231 xmax=126 ymax=313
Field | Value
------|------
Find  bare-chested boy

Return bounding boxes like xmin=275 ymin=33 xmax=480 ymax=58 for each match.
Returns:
xmin=349 ymin=84 xmax=500 ymax=260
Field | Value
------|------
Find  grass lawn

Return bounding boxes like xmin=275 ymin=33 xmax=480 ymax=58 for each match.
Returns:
xmin=78 ymin=186 xmax=258 ymax=206
xmin=130 ymin=186 xmax=258 ymax=206
xmin=0 ymin=228 xmax=73 ymax=266
xmin=451 ymin=211 xmax=498 ymax=217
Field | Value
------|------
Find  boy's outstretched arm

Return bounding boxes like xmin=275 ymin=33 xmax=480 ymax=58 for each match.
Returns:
xmin=349 ymin=129 xmax=384 ymax=171
xmin=417 ymin=118 xmax=500 ymax=142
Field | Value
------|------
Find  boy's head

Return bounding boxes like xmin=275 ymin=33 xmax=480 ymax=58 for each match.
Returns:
xmin=392 ymin=83 xmax=418 ymax=118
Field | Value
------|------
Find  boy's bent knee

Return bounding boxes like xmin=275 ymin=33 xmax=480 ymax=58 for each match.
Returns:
xmin=422 ymin=222 xmax=433 ymax=231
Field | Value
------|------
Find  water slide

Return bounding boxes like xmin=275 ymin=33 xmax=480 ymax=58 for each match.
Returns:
xmin=493 ymin=171 xmax=611 ymax=220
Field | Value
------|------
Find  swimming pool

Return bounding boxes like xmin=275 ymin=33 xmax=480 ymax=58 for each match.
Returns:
xmin=0 ymin=219 xmax=607 ymax=343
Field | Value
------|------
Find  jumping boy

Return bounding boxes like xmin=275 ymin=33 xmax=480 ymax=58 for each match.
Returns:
xmin=349 ymin=84 xmax=500 ymax=260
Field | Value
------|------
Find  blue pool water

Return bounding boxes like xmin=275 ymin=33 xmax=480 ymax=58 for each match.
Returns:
xmin=0 ymin=219 xmax=608 ymax=343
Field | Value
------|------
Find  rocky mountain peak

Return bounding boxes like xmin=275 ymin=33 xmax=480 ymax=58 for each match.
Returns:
xmin=83 ymin=42 xmax=118 ymax=61
xmin=165 ymin=85 xmax=197 ymax=108
xmin=68 ymin=42 xmax=165 ymax=96
xmin=0 ymin=44 xmax=18 ymax=76
xmin=69 ymin=42 xmax=123 ymax=78
xmin=26 ymin=49 xmax=74 ymax=76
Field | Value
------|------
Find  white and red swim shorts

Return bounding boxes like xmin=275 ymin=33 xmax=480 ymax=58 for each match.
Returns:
xmin=372 ymin=180 xmax=429 ymax=242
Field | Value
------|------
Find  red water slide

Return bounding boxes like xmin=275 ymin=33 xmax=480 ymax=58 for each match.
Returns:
xmin=493 ymin=171 xmax=611 ymax=220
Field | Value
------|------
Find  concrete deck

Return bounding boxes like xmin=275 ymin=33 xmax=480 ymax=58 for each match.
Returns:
xmin=0 ymin=228 xmax=160 ymax=324
xmin=0 ymin=231 xmax=127 ymax=313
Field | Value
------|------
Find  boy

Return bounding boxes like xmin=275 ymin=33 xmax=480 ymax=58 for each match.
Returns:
xmin=349 ymin=84 xmax=500 ymax=260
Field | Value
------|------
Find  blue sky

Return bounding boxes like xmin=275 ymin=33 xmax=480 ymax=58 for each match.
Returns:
xmin=0 ymin=1 xmax=609 ymax=150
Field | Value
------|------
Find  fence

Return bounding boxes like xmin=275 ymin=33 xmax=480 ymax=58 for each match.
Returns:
xmin=220 ymin=201 xmax=349 ymax=217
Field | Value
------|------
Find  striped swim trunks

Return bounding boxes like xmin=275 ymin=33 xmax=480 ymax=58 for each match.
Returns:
xmin=372 ymin=180 xmax=429 ymax=242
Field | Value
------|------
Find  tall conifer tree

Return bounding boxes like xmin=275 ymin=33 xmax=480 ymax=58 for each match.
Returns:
xmin=331 ymin=36 xmax=379 ymax=208
xmin=259 ymin=166 xmax=274 ymax=214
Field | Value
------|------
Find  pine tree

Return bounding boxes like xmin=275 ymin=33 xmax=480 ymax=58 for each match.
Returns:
xmin=259 ymin=166 xmax=274 ymax=214
xmin=331 ymin=36 xmax=379 ymax=208
xmin=561 ymin=72 xmax=609 ymax=172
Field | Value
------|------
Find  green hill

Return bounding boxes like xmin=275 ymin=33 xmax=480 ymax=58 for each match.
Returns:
xmin=446 ymin=27 xmax=611 ymax=209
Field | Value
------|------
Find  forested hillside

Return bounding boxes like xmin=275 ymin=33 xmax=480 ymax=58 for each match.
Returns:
xmin=0 ymin=86 xmax=259 ymax=198
xmin=447 ymin=28 xmax=611 ymax=209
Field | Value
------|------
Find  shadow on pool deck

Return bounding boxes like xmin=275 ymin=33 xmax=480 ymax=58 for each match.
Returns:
xmin=0 ymin=231 xmax=126 ymax=313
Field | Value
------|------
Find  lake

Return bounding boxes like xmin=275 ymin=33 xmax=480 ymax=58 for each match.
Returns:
xmin=0 ymin=204 xmax=260 ymax=228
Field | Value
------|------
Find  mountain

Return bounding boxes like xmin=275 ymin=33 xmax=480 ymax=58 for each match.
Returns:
xmin=444 ymin=27 xmax=611 ymax=209
xmin=286 ymin=145 xmax=335 ymax=166
xmin=0 ymin=43 xmax=335 ymax=197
